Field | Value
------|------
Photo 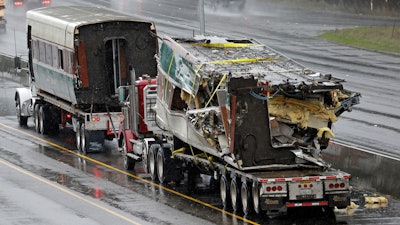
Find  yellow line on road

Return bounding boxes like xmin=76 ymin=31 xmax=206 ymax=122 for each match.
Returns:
xmin=0 ymin=157 xmax=142 ymax=225
xmin=0 ymin=122 xmax=260 ymax=225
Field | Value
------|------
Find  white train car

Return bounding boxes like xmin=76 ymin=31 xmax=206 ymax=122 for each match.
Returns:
xmin=16 ymin=6 xmax=158 ymax=153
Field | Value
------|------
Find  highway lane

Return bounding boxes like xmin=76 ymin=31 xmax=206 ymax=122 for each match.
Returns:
xmin=0 ymin=157 xmax=152 ymax=225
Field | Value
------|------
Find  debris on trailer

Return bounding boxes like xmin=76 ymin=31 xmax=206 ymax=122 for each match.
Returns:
xmin=156 ymin=35 xmax=360 ymax=170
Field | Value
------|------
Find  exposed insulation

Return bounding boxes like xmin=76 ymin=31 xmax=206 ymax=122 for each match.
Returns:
xmin=268 ymin=94 xmax=338 ymax=129
xmin=365 ymin=196 xmax=388 ymax=205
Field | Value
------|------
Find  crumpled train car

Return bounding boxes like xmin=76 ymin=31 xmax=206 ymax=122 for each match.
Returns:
xmin=155 ymin=35 xmax=360 ymax=170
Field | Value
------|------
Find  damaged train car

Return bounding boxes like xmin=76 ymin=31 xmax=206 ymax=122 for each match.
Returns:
xmin=118 ymin=34 xmax=360 ymax=215
xmin=155 ymin=35 xmax=360 ymax=169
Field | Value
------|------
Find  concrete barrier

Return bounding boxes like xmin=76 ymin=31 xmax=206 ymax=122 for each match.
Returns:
xmin=0 ymin=53 xmax=14 ymax=72
xmin=0 ymin=53 xmax=29 ymax=86
xmin=324 ymin=141 xmax=400 ymax=199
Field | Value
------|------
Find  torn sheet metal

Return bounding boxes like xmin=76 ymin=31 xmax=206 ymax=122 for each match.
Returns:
xmin=159 ymin=37 xmax=201 ymax=97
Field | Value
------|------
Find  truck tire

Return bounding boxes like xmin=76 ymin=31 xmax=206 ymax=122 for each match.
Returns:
xmin=220 ymin=173 xmax=231 ymax=209
xmin=142 ymin=142 xmax=149 ymax=173
xmin=241 ymin=181 xmax=252 ymax=215
xmin=50 ymin=108 xmax=60 ymax=134
xmin=156 ymin=148 xmax=167 ymax=184
xmin=34 ymin=104 xmax=40 ymax=133
xmin=76 ymin=121 xmax=82 ymax=152
xmin=15 ymin=95 xmax=28 ymax=126
xmin=39 ymin=105 xmax=50 ymax=135
xmin=121 ymin=135 xmax=135 ymax=170
xmin=230 ymin=176 xmax=241 ymax=212
xmin=79 ymin=123 xmax=89 ymax=154
xmin=252 ymin=181 xmax=261 ymax=214
xmin=157 ymin=143 xmax=176 ymax=184
xmin=148 ymin=143 xmax=159 ymax=181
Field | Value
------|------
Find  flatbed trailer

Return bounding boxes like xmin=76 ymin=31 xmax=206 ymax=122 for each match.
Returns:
xmin=173 ymin=151 xmax=350 ymax=213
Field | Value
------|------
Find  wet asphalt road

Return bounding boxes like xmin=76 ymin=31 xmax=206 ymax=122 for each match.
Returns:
xmin=1 ymin=0 xmax=400 ymax=224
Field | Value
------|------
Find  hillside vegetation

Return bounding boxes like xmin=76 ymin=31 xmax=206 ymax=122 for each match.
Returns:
xmin=319 ymin=26 xmax=400 ymax=53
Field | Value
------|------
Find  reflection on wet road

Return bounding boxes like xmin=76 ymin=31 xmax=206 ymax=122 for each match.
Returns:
xmin=0 ymin=157 xmax=148 ymax=225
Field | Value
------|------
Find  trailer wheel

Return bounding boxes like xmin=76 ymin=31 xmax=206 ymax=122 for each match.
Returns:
xmin=230 ymin=176 xmax=241 ymax=212
xmin=252 ymin=181 xmax=261 ymax=214
xmin=76 ymin=121 xmax=82 ymax=152
xmin=157 ymin=147 xmax=167 ymax=184
xmin=39 ymin=105 xmax=50 ymax=135
xmin=148 ymin=143 xmax=160 ymax=181
xmin=142 ymin=143 xmax=149 ymax=173
xmin=157 ymin=143 xmax=176 ymax=184
xmin=241 ymin=181 xmax=252 ymax=216
xmin=34 ymin=104 xmax=41 ymax=133
xmin=15 ymin=95 xmax=28 ymax=126
xmin=50 ymin=108 xmax=60 ymax=135
xmin=79 ymin=123 xmax=90 ymax=154
xmin=122 ymin=135 xmax=135 ymax=170
xmin=220 ymin=173 xmax=231 ymax=209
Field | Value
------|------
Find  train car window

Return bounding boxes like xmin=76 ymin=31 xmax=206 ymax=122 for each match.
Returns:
xmin=45 ymin=43 xmax=52 ymax=66
xmin=52 ymin=45 xmax=58 ymax=68
xmin=39 ymin=41 xmax=45 ymax=63
xmin=63 ymin=50 xmax=73 ymax=74
xmin=58 ymin=49 xmax=64 ymax=70
xmin=33 ymin=40 xmax=39 ymax=60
